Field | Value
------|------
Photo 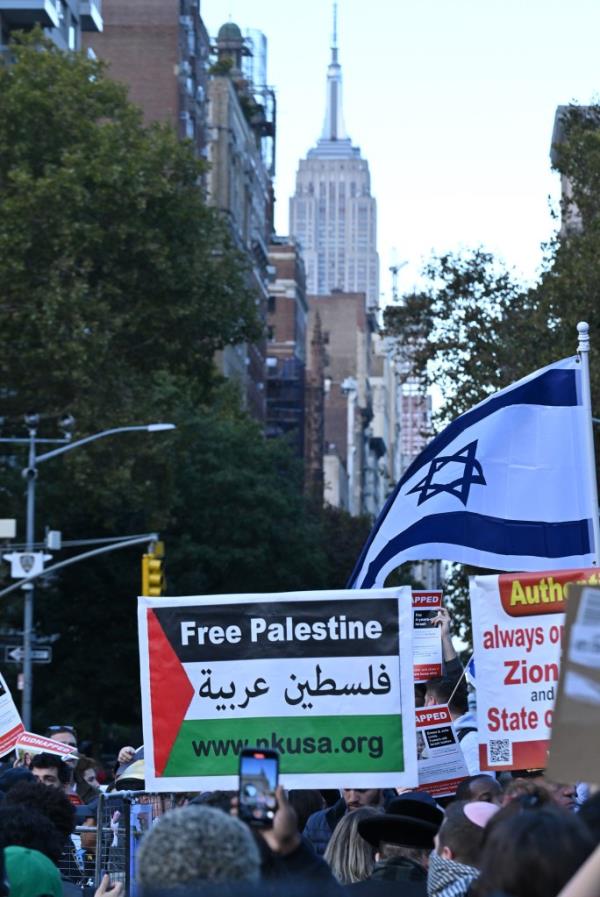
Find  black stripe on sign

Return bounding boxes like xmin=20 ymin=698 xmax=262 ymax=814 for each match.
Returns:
xmin=152 ymin=598 xmax=399 ymax=662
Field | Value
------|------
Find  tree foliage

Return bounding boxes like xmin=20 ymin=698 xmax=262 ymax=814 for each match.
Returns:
xmin=0 ymin=32 xmax=261 ymax=429
xmin=384 ymin=251 xmax=549 ymax=424
xmin=14 ymin=392 xmax=337 ymax=738
xmin=0 ymin=35 xmax=370 ymax=740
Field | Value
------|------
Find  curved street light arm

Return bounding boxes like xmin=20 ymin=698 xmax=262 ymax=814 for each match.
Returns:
xmin=0 ymin=533 xmax=159 ymax=600
xmin=35 ymin=424 xmax=175 ymax=464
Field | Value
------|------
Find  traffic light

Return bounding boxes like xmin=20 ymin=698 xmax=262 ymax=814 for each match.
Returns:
xmin=142 ymin=545 xmax=165 ymax=597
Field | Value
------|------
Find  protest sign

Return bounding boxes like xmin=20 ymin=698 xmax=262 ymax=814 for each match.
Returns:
xmin=412 ymin=591 xmax=443 ymax=682
xmin=548 ymin=585 xmax=600 ymax=784
xmin=470 ymin=567 xmax=600 ymax=771
xmin=15 ymin=732 xmax=78 ymax=762
xmin=0 ymin=674 xmax=77 ymax=760
xmin=0 ymin=672 xmax=24 ymax=756
xmin=138 ymin=587 xmax=417 ymax=791
xmin=416 ymin=705 xmax=468 ymax=798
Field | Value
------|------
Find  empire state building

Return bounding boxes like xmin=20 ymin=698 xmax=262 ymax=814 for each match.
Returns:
xmin=289 ymin=10 xmax=379 ymax=308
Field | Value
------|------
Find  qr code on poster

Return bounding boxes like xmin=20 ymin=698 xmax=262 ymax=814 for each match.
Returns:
xmin=487 ymin=738 xmax=512 ymax=766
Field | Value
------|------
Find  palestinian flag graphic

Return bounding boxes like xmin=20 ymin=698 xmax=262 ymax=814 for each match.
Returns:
xmin=138 ymin=590 xmax=417 ymax=791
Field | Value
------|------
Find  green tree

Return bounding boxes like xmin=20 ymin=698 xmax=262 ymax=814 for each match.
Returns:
xmin=384 ymin=108 xmax=600 ymax=425
xmin=318 ymin=505 xmax=373 ymax=588
xmin=0 ymin=31 xmax=261 ymax=432
xmin=383 ymin=250 xmax=547 ymax=424
xmin=165 ymin=394 xmax=329 ymax=597
xmin=23 ymin=393 xmax=331 ymax=738
xmin=0 ymin=34 xmax=271 ymax=737
xmin=0 ymin=30 xmax=264 ymax=594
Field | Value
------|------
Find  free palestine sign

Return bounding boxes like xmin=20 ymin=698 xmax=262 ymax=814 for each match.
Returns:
xmin=138 ymin=588 xmax=417 ymax=791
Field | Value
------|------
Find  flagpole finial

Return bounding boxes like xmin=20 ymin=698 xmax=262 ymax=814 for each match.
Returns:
xmin=578 ymin=321 xmax=590 ymax=353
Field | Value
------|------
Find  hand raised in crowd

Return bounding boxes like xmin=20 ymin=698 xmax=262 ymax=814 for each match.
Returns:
xmin=432 ymin=606 xmax=452 ymax=637
xmin=117 ymin=745 xmax=135 ymax=765
xmin=110 ymin=810 xmax=121 ymax=847
xmin=433 ymin=606 xmax=459 ymax=663
xmin=231 ymin=785 xmax=302 ymax=856
xmin=94 ymin=874 xmax=123 ymax=897
xmin=259 ymin=785 xmax=302 ymax=856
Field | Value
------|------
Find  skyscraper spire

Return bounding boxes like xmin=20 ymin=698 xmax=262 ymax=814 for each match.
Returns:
xmin=332 ymin=1 xmax=338 ymax=63
xmin=321 ymin=1 xmax=347 ymax=141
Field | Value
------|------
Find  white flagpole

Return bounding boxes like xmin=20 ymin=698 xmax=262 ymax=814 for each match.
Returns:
xmin=577 ymin=321 xmax=600 ymax=565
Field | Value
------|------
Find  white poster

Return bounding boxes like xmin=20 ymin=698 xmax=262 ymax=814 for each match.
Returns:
xmin=412 ymin=591 xmax=443 ymax=683
xmin=416 ymin=704 xmax=468 ymax=797
xmin=470 ymin=567 xmax=599 ymax=770
xmin=138 ymin=587 xmax=418 ymax=791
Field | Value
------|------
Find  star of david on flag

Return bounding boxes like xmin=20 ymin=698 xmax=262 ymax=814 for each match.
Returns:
xmin=407 ymin=440 xmax=486 ymax=506
xmin=348 ymin=354 xmax=599 ymax=588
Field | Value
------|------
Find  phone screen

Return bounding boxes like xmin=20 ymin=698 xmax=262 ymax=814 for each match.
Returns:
xmin=238 ymin=748 xmax=279 ymax=827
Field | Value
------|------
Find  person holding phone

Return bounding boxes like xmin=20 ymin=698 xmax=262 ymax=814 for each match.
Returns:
xmin=237 ymin=749 xmax=336 ymax=883
xmin=238 ymin=749 xmax=279 ymax=828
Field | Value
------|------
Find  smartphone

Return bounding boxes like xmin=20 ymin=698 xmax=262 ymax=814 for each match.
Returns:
xmin=238 ymin=747 xmax=279 ymax=827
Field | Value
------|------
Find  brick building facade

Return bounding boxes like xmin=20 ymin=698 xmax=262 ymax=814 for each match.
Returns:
xmin=265 ymin=239 xmax=307 ymax=456
xmin=82 ymin=0 xmax=210 ymax=157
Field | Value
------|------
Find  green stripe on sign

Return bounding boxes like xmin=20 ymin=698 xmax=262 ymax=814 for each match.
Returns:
xmin=162 ymin=715 xmax=404 ymax=778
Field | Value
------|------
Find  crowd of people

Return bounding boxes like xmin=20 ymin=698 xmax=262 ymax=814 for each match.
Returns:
xmin=0 ymin=607 xmax=598 ymax=897
xmin=0 ymin=724 xmax=598 ymax=897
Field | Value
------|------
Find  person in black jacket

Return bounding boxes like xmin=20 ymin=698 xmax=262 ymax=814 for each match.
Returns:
xmin=347 ymin=795 xmax=444 ymax=897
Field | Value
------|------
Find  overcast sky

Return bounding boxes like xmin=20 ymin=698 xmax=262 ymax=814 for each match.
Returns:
xmin=201 ymin=0 xmax=600 ymax=303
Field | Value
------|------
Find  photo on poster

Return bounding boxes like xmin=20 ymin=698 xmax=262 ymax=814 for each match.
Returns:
xmin=415 ymin=705 xmax=468 ymax=798
xmin=412 ymin=591 xmax=443 ymax=683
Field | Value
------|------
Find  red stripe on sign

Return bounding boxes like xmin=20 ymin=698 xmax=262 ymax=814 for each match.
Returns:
xmin=412 ymin=591 xmax=443 ymax=608
xmin=0 ymin=722 xmax=25 ymax=757
xmin=414 ymin=663 xmax=442 ymax=682
xmin=416 ymin=707 xmax=453 ymax=727
xmin=148 ymin=608 xmax=195 ymax=777
xmin=479 ymin=739 xmax=549 ymax=772
xmin=416 ymin=776 xmax=468 ymax=798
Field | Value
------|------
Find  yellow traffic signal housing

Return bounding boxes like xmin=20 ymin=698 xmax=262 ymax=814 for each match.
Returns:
xmin=142 ymin=553 xmax=164 ymax=597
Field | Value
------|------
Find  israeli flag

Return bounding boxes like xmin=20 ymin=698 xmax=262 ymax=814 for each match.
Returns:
xmin=349 ymin=356 xmax=598 ymax=588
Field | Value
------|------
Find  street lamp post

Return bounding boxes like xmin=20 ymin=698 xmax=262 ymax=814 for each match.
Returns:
xmin=23 ymin=418 xmax=39 ymax=731
xmin=341 ymin=378 xmax=358 ymax=515
xmin=1 ymin=420 xmax=175 ymax=729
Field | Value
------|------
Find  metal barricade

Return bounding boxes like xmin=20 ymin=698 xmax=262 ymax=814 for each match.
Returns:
xmin=92 ymin=792 xmax=176 ymax=896
xmin=59 ymin=823 xmax=98 ymax=894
